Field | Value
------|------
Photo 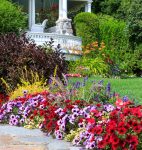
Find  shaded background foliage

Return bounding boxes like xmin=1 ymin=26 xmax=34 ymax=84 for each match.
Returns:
xmin=92 ymin=0 xmax=142 ymax=48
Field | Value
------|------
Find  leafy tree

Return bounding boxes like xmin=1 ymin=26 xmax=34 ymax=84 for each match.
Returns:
xmin=0 ymin=0 xmax=26 ymax=33
xmin=92 ymin=0 xmax=142 ymax=47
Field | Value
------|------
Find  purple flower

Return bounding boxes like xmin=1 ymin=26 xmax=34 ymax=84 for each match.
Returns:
xmin=71 ymin=112 xmax=79 ymax=120
xmin=55 ymin=108 xmax=63 ymax=114
xmin=0 ymin=115 xmax=4 ymax=122
xmin=95 ymin=136 xmax=103 ymax=142
xmin=39 ymin=105 xmax=45 ymax=109
xmin=86 ymin=141 xmax=96 ymax=149
xmin=23 ymin=90 xmax=28 ymax=95
xmin=69 ymin=117 xmax=75 ymax=124
xmin=10 ymin=114 xmax=16 ymax=119
xmin=39 ymin=123 xmax=43 ymax=129
xmin=19 ymin=106 xmax=24 ymax=111
xmin=54 ymin=130 xmax=63 ymax=140
xmin=106 ymin=82 xmax=111 ymax=93
xmin=72 ymin=137 xmax=80 ymax=145
xmin=72 ymin=107 xmax=80 ymax=113
xmin=123 ymin=96 xmax=129 ymax=102
xmin=32 ymin=101 xmax=38 ymax=107
xmin=23 ymin=113 xmax=28 ymax=118
xmin=78 ymin=122 xmax=84 ymax=128
xmin=104 ymin=104 xmax=115 ymax=112
xmin=7 ymin=106 xmax=12 ymax=112
xmin=57 ymin=119 xmax=63 ymax=126
xmin=19 ymin=118 xmax=25 ymax=124
xmin=9 ymin=118 xmax=18 ymax=126
xmin=62 ymin=114 xmax=68 ymax=122
xmin=60 ymin=124 xmax=66 ymax=131
xmin=83 ymin=112 xmax=90 ymax=118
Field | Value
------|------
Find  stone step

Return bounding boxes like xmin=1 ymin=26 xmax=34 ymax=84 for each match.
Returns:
xmin=0 ymin=125 xmax=75 ymax=150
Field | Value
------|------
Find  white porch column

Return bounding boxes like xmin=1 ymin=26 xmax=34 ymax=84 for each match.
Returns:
xmin=28 ymin=0 xmax=32 ymax=30
xmin=85 ymin=0 xmax=92 ymax=13
xmin=28 ymin=0 xmax=35 ymax=30
xmin=56 ymin=0 xmax=73 ymax=35
xmin=59 ymin=0 xmax=68 ymax=19
xmin=31 ymin=0 xmax=36 ymax=25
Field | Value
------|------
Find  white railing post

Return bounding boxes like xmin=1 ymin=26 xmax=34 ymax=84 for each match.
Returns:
xmin=28 ymin=0 xmax=32 ymax=30
xmin=85 ymin=0 xmax=92 ymax=13
xmin=31 ymin=0 xmax=35 ymax=26
xmin=59 ymin=0 xmax=68 ymax=19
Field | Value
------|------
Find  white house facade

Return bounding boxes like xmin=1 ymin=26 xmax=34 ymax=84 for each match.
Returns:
xmin=14 ymin=0 xmax=93 ymax=60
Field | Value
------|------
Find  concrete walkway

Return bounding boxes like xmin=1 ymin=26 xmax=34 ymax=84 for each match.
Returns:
xmin=0 ymin=125 xmax=76 ymax=150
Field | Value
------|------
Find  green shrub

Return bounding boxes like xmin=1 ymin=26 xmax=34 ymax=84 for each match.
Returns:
xmin=74 ymin=12 xmax=100 ymax=46
xmin=116 ymin=44 xmax=142 ymax=77
xmin=98 ymin=14 xmax=129 ymax=51
xmin=0 ymin=0 xmax=26 ymax=33
xmin=74 ymin=13 xmax=129 ymax=51
xmin=69 ymin=57 xmax=108 ymax=77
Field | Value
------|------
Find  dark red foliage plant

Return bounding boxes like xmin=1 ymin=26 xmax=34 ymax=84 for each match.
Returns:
xmin=0 ymin=33 xmax=68 ymax=93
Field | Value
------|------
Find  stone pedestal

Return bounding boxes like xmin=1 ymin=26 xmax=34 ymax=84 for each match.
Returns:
xmin=56 ymin=19 xmax=73 ymax=35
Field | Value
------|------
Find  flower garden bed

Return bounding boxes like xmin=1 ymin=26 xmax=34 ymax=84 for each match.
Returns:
xmin=0 ymin=85 xmax=142 ymax=150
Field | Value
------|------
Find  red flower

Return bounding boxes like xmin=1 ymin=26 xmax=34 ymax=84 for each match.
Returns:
xmin=110 ymin=135 xmax=120 ymax=145
xmin=66 ymin=104 xmax=74 ymax=109
xmin=132 ymin=107 xmax=142 ymax=118
xmin=39 ymin=110 xmax=44 ymax=116
xmin=107 ymin=120 xmax=117 ymax=129
xmin=96 ymin=103 xmax=101 ymax=107
xmin=110 ymin=110 xmax=119 ymax=118
xmin=74 ymin=100 xmax=81 ymax=104
xmin=132 ymin=121 xmax=139 ymax=128
xmin=90 ymin=136 xmax=95 ymax=142
xmin=94 ymin=126 xmax=103 ymax=135
xmin=79 ymin=118 xmax=84 ymax=123
xmin=30 ymin=115 xmax=34 ymax=120
xmin=87 ymin=118 xmax=95 ymax=124
xmin=111 ymin=144 xmax=119 ymax=150
xmin=115 ymin=99 xmax=124 ymax=107
xmin=63 ymin=108 xmax=67 ymax=113
xmin=64 ymin=99 xmax=71 ymax=103
xmin=123 ymin=107 xmax=131 ymax=116
xmin=117 ymin=127 xmax=127 ymax=135
xmin=98 ymin=140 xmax=107 ymax=149
xmin=33 ymin=110 xmax=38 ymax=116
xmin=91 ymin=109 xmax=99 ymax=115
xmin=119 ymin=140 xmax=126 ymax=148
xmin=128 ymin=119 xmax=133 ymax=127
xmin=55 ymin=124 xmax=59 ymax=130
xmin=126 ymin=135 xmax=139 ymax=146
xmin=133 ymin=125 xmax=142 ymax=133
xmin=118 ymin=121 xmax=125 ymax=127
xmin=106 ymin=127 xmax=115 ymax=134
xmin=46 ymin=122 xmax=52 ymax=131
xmin=130 ymin=136 xmax=139 ymax=146
xmin=103 ymin=134 xmax=110 ymax=144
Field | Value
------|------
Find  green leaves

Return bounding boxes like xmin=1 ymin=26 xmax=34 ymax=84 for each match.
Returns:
xmin=0 ymin=0 xmax=26 ymax=33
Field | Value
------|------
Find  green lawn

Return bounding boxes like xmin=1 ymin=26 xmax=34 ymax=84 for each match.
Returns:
xmin=69 ymin=76 xmax=142 ymax=104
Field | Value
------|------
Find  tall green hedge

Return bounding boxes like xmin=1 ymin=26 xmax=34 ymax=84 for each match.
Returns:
xmin=74 ymin=12 xmax=100 ymax=46
xmin=0 ymin=0 xmax=26 ymax=33
xmin=98 ymin=14 xmax=129 ymax=51
xmin=74 ymin=12 xmax=129 ymax=52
